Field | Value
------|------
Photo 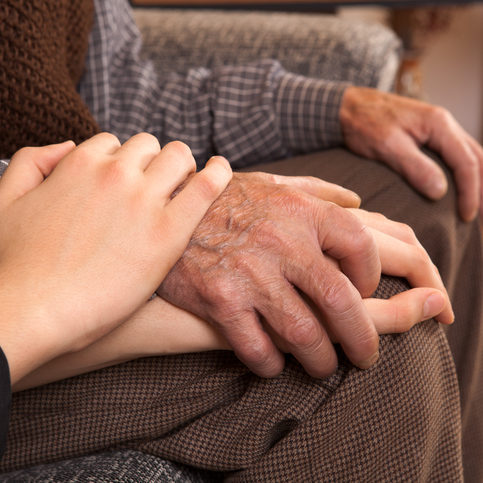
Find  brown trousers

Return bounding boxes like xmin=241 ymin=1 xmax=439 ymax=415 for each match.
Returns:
xmin=1 ymin=149 xmax=481 ymax=482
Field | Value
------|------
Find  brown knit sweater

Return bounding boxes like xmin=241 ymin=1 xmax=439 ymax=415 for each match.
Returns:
xmin=0 ymin=0 xmax=99 ymax=159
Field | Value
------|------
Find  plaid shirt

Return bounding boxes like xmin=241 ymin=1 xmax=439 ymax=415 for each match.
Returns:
xmin=1 ymin=0 xmax=347 ymax=172
xmin=80 ymin=0 xmax=347 ymax=169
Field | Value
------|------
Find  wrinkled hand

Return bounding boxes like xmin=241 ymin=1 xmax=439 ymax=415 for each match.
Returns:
xmin=159 ymin=172 xmax=452 ymax=379
xmin=340 ymin=86 xmax=483 ymax=222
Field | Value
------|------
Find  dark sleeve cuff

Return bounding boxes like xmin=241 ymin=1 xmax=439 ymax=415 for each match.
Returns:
xmin=274 ymin=70 xmax=349 ymax=153
xmin=0 ymin=346 xmax=12 ymax=460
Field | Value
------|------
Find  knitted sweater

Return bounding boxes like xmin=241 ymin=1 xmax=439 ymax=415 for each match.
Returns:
xmin=0 ymin=0 xmax=99 ymax=159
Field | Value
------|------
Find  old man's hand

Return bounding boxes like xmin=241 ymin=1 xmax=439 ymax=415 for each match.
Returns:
xmin=158 ymin=172 xmax=452 ymax=379
xmin=340 ymin=86 xmax=483 ymax=223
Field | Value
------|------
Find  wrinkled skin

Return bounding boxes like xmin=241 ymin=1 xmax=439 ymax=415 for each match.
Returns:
xmin=160 ymin=86 xmax=478 ymax=380
xmin=159 ymin=172 xmax=386 ymax=378
xmin=340 ymin=86 xmax=483 ymax=223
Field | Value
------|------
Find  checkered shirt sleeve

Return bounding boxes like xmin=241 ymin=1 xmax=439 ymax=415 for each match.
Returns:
xmin=0 ymin=160 xmax=8 ymax=175
xmin=79 ymin=0 xmax=348 ymax=168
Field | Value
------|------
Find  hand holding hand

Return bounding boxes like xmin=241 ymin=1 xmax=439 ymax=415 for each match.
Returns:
xmin=13 ymin=280 xmax=447 ymax=392
xmin=159 ymin=172 xmax=452 ymax=379
xmin=0 ymin=134 xmax=232 ymax=383
xmin=340 ymin=86 xmax=483 ymax=222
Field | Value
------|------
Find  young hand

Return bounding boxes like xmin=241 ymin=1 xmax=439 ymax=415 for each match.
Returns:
xmin=0 ymin=134 xmax=232 ymax=383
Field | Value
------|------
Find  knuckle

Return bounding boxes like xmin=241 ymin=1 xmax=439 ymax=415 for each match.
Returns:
xmin=409 ymin=244 xmax=430 ymax=269
xmin=133 ymin=132 xmax=161 ymax=149
xmin=284 ymin=318 xmax=319 ymax=349
xmin=432 ymin=106 xmax=453 ymax=126
xmin=265 ymin=172 xmax=279 ymax=185
xmin=355 ymin=329 xmax=379 ymax=356
xmin=100 ymin=159 xmax=128 ymax=186
xmin=96 ymin=132 xmax=121 ymax=145
xmin=13 ymin=146 xmax=36 ymax=161
xmin=372 ymin=212 xmax=389 ymax=222
xmin=164 ymin=140 xmax=194 ymax=160
xmin=252 ymin=218 xmax=277 ymax=241
xmin=460 ymin=155 xmax=479 ymax=175
xmin=195 ymin=171 xmax=223 ymax=200
xmin=208 ymin=278 xmax=239 ymax=311
xmin=241 ymin=337 xmax=274 ymax=369
xmin=398 ymin=222 xmax=418 ymax=245
xmin=352 ymin=223 xmax=376 ymax=255
xmin=273 ymin=185 xmax=312 ymax=214
xmin=321 ymin=276 xmax=353 ymax=314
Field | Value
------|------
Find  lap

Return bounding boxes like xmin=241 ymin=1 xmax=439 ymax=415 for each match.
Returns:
xmin=2 ymin=149 xmax=474 ymax=481
xmin=246 ymin=148 xmax=483 ymax=481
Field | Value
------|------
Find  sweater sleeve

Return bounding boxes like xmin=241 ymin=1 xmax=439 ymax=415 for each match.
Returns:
xmin=0 ymin=347 xmax=11 ymax=460
xmin=79 ymin=0 xmax=348 ymax=169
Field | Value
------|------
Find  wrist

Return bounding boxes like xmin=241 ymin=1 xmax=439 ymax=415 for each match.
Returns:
xmin=0 ymin=283 xmax=67 ymax=384
xmin=339 ymin=85 xmax=360 ymax=137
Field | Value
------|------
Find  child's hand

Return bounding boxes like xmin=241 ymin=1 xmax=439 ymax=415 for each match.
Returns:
xmin=0 ymin=133 xmax=232 ymax=383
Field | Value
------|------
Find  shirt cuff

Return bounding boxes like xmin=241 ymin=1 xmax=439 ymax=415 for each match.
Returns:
xmin=0 ymin=346 xmax=12 ymax=459
xmin=0 ymin=160 xmax=9 ymax=177
xmin=274 ymin=71 xmax=349 ymax=154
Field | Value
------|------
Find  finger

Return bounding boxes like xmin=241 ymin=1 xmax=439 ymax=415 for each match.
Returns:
xmin=162 ymin=156 xmax=232 ymax=258
xmin=348 ymin=209 xmax=425 ymax=250
xmin=318 ymin=202 xmax=381 ymax=298
xmin=369 ymin=228 xmax=454 ymax=324
xmin=428 ymin=113 xmax=480 ymax=221
xmin=215 ymin=310 xmax=286 ymax=378
xmin=462 ymin=133 xmax=483 ymax=222
xmin=362 ymin=288 xmax=446 ymax=336
xmin=76 ymin=132 xmax=121 ymax=155
xmin=117 ymin=132 xmax=161 ymax=171
xmin=262 ymin=172 xmax=361 ymax=208
xmin=385 ymin=130 xmax=449 ymax=201
xmin=288 ymin=256 xmax=380 ymax=370
xmin=0 ymin=141 xmax=76 ymax=206
xmin=256 ymin=280 xmax=338 ymax=379
xmin=145 ymin=141 xmax=197 ymax=199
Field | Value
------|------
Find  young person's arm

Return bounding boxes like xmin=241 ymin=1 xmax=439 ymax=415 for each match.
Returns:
xmin=0 ymin=135 xmax=231 ymax=457
xmin=0 ymin=135 xmax=231 ymax=386
xmin=13 ymin=208 xmax=448 ymax=392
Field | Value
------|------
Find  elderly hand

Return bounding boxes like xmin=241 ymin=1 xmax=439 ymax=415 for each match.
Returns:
xmin=340 ymin=86 xmax=483 ymax=223
xmin=159 ymin=172 xmax=453 ymax=379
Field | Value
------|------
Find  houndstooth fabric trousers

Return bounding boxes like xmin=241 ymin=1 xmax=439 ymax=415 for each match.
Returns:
xmin=1 ymin=148 xmax=482 ymax=482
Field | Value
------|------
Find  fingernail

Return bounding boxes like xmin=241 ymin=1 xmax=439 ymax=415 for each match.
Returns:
xmin=358 ymin=351 xmax=379 ymax=370
xmin=352 ymin=192 xmax=362 ymax=206
xmin=423 ymin=292 xmax=445 ymax=319
xmin=431 ymin=177 xmax=447 ymax=199
xmin=463 ymin=208 xmax=478 ymax=223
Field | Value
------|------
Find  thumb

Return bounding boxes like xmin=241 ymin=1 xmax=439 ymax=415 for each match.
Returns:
xmin=0 ymin=141 xmax=76 ymax=206
xmin=159 ymin=155 xmax=232 ymax=272
xmin=259 ymin=172 xmax=361 ymax=208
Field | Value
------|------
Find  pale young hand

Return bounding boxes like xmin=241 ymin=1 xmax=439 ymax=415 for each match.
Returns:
xmin=340 ymin=86 xmax=483 ymax=222
xmin=0 ymin=134 xmax=232 ymax=383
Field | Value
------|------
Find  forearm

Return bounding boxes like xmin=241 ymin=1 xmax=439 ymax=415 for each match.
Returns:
xmin=14 ymin=297 xmax=229 ymax=392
